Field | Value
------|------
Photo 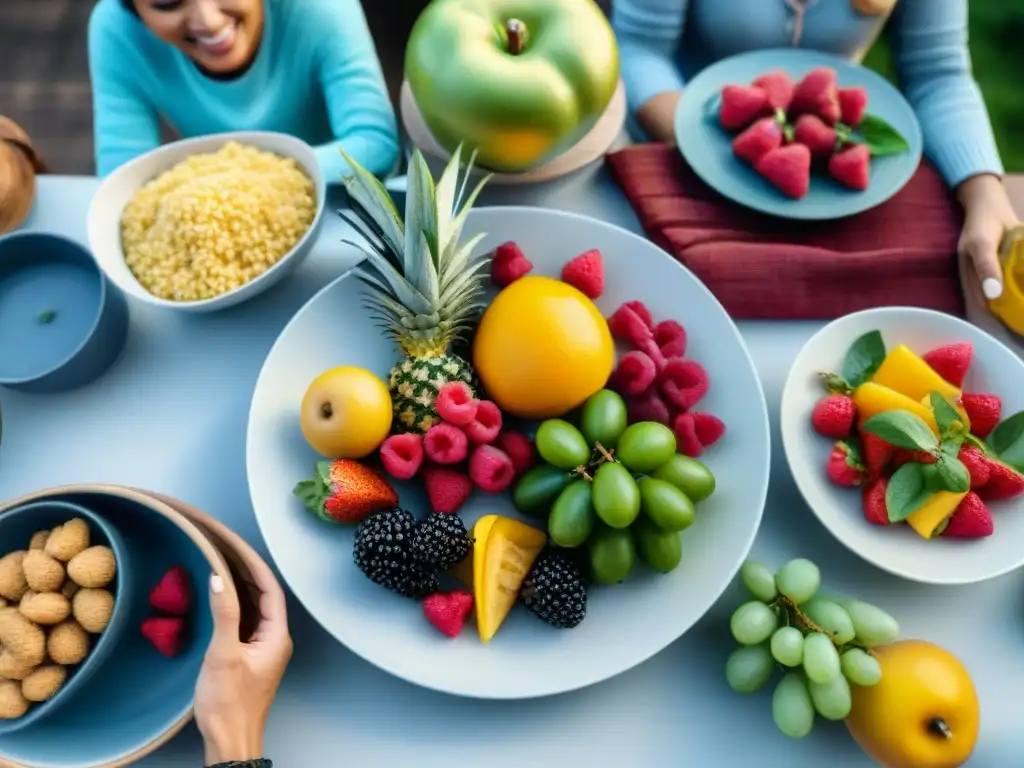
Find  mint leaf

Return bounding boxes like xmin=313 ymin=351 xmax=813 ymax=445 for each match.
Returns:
xmin=929 ymin=392 xmax=964 ymax=438
xmin=935 ymin=454 xmax=970 ymax=493
xmin=862 ymin=411 xmax=938 ymax=452
xmin=841 ymin=331 xmax=886 ymax=388
xmin=856 ymin=114 xmax=910 ymax=158
xmin=885 ymin=463 xmax=932 ymax=523
xmin=989 ymin=410 xmax=1024 ymax=472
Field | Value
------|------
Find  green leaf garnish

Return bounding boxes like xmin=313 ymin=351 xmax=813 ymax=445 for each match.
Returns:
xmin=862 ymin=410 xmax=938 ymax=452
xmin=989 ymin=410 xmax=1024 ymax=473
xmin=885 ymin=462 xmax=933 ymax=523
xmin=841 ymin=330 xmax=886 ymax=388
xmin=934 ymin=453 xmax=970 ymax=493
xmin=36 ymin=309 xmax=57 ymax=324
xmin=855 ymin=114 xmax=910 ymax=158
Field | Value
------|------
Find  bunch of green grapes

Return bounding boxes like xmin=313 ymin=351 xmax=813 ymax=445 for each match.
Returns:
xmin=725 ymin=558 xmax=900 ymax=739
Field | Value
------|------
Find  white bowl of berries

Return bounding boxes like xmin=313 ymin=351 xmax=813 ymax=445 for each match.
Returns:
xmin=781 ymin=307 xmax=1024 ymax=584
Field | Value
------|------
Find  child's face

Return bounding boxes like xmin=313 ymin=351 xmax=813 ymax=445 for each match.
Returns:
xmin=133 ymin=0 xmax=264 ymax=76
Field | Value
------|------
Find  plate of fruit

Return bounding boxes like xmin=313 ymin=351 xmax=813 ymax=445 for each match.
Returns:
xmin=674 ymin=48 xmax=922 ymax=220
xmin=781 ymin=306 xmax=1024 ymax=584
xmin=245 ymin=148 xmax=770 ymax=698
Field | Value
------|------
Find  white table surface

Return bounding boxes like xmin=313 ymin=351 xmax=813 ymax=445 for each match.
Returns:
xmin=2 ymin=168 xmax=1021 ymax=767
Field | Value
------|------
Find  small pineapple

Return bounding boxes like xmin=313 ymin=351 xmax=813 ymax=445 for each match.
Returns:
xmin=338 ymin=145 xmax=492 ymax=434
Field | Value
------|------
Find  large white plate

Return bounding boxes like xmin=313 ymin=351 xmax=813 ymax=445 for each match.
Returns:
xmin=246 ymin=207 xmax=770 ymax=698
xmin=781 ymin=307 xmax=1024 ymax=584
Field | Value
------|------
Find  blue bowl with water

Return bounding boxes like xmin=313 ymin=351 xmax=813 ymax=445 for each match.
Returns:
xmin=0 ymin=488 xmax=217 ymax=766
xmin=0 ymin=231 xmax=129 ymax=393
xmin=0 ymin=500 xmax=132 ymax=737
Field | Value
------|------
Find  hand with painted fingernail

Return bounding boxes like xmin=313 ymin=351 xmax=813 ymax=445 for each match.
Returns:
xmin=957 ymin=174 xmax=1020 ymax=303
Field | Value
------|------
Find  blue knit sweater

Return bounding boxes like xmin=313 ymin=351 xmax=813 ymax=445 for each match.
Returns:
xmin=612 ymin=0 xmax=1003 ymax=186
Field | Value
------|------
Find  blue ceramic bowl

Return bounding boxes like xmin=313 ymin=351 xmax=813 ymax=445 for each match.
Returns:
xmin=0 ymin=231 xmax=129 ymax=394
xmin=0 ymin=487 xmax=219 ymax=767
xmin=0 ymin=500 xmax=132 ymax=736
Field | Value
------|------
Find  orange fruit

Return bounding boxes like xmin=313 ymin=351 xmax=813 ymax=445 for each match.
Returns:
xmin=472 ymin=276 xmax=614 ymax=419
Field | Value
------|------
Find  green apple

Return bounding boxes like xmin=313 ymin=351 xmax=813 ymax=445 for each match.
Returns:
xmin=405 ymin=0 xmax=619 ymax=173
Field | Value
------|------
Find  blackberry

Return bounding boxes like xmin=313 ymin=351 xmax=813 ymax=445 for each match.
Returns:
xmin=521 ymin=550 xmax=587 ymax=629
xmin=411 ymin=512 xmax=471 ymax=571
xmin=353 ymin=508 xmax=439 ymax=599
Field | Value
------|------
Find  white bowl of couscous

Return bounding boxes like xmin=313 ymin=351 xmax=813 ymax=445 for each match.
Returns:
xmin=87 ymin=131 xmax=326 ymax=312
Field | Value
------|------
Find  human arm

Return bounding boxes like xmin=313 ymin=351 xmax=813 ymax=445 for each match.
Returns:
xmin=611 ymin=0 xmax=690 ymax=142
xmin=310 ymin=0 xmax=400 ymax=181
xmin=87 ymin=1 xmax=161 ymax=177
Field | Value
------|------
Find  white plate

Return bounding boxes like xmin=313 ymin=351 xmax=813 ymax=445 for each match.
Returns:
xmin=246 ymin=207 xmax=770 ymax=698
xmin=781 ymin=307 xmax=1024 ymax=584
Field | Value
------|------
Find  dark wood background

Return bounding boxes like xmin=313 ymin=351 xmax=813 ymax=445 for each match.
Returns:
xmin=0 ymin=0 xmax=611 ymax=175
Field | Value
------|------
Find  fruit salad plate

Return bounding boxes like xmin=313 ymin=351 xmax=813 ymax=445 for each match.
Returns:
xmin=781 ymin=307 xmax=1024 ymax=585
xmin=247 ymin=204 xmax=770 ymax=699
xmin=674 ymin=48 xmax=922 ymax=220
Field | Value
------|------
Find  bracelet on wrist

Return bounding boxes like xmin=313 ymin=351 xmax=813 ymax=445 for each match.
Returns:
xmin=206 ymin=761 xmax=272 ymax=768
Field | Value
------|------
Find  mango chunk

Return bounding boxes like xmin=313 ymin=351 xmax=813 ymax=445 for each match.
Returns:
xmin=906 ymin=490 xmax=968 ymax=539
xmin=871 ymin=345 xmax=961 ymax=402
xmin=852 ymin=382 xmax=939 ymax=434
xmin=467 ymin=515 xmax=499 ymax=594
xmin=476 ymin=517 xmax=546 ymax=643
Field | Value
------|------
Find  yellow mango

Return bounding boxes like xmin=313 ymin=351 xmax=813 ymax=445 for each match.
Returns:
xmin=906 ymin=490 xmax=968 ymax=539
xmin=475 ymin=516 xmax=546 ymax=643
xmin=919 ymin=394 xmax=971 ymax=432
xmin=871 ymin=345 xmax=961 ymax=402
xmin=469 ymin=515 xmax=499 ymax=595
xmin=851 ymin=382 xmax=939 ymax=434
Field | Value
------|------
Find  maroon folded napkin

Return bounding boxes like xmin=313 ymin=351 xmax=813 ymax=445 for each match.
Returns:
xmin=605 ymin=143 xmax=965 ymax=320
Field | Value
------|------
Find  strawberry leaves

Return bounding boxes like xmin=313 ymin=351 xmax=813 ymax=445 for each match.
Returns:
xmin=848 ymin=114 xmax=910 ymax=158
xmin=861 ymin=411 xmax=937 ymax=453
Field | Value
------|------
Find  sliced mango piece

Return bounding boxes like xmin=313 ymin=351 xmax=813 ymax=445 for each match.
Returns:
xmin=476 ymin=516 xmax=546 ymax=643
xmin=466 ymin=515 xmax=499 ymax=593
xmin=919 ymin=394 xmax=971 ymax=432
xmin=906 ymin=490 xmax=968 ymax=539
xmin=852 ymin=382 xmax=939 ymax=434
xmin=871 ymin=345 xmax=961 ymax=402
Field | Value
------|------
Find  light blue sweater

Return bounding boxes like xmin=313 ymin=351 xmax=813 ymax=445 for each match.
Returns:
xmin=88 ymin=0 xmax=400 ymax=181
xmin=612 ymin=0 xmax=1003 ymax=186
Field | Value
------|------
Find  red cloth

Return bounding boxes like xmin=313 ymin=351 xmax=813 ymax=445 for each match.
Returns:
xmin=605 ymin=143 xmax=965 ymax=320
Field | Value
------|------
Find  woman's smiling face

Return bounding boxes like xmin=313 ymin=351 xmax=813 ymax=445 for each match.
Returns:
xmin=131 ymin=0 xmax=264 ymax=76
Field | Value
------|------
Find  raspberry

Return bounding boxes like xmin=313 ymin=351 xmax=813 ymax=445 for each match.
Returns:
xmin=422 ymin=467 xmax=474 ymax=514
xmin=464 ymin=400 xmax=502 ymax=444
xmin=435 ymin=381 xmax=478 ymax=427
xmin=491 ymin=241 xmax=533 ymax=287
xmin=608 ymin=303 xmax=654 ymax=347
xmin=691 ymin=412 xmax=726 ymax=448
xmin=494 ymin=431 xmax=535 ymax=475
xmin=468 ymin=444 xmax=516 ymax=493
xmin=653 ymin=320 xmax=686 ymax=358
xmin=659 ymin=358 xmax=710 ymax=411
xmin=638 ymin=339 xmax=667 ymax=373
xmin=672 ymin=412 xmax=703 ymax=458
xmin=423 ymin=422 xmax=469 ymax=465
xmin=610 ymin=351 xmax=658 ymax=396
xmin=626 ymin=391 xmax=672 ymax=426
xmin=423 ymin=591 xmax=474 ymax=638
xmin=621 ymin=300 xmax=654 ymax=330
xmin=379 ymin=433 xmax=425 ymax=480
xmin=561 ymin=249 xmax=604 ymax=299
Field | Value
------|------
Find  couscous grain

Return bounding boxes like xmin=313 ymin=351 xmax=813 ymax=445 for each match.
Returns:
xmin=120 ymin=141 xmax=316 ymax=302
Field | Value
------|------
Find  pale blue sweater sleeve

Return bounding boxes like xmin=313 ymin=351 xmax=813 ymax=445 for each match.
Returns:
xmin=612 ymin=0 xmax=690 ymax=113
xmin=889 ymin=0 xmax=1003 ymax=186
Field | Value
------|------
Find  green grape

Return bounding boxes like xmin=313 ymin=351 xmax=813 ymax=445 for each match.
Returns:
xmin=843 ymin=600 xmax=900 ymax=648
xmin=740 ymin=560 xmax=777 ymax=603
xmin=725 ymin=644 xmax=774 ymax=693
xmin=730 ymin=601 xmax=779 ymax=645
xmin=801 ymin=632 xmax=841 ymax=684
xmin=775 ymin=559 xmax=820 ymax=604
xmin=801 ymin=599 xmax=855 ymax=644
xmin=809 ymin=674 xmax=852 ymax=721
xmin=535 ymin=419 xmax=591 ymax=470
xmin=771 ymin=673 xmax=815 ymax=739
xmin=770 ymin=626 xmax=804 ymax=667
xmin=840 ymin=648 xmax=882 ymax=687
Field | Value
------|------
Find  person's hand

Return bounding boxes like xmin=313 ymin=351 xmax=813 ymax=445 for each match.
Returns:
xmin=636 ymin=90 xmax=683 ymax=144
xmin=194 ymin=553 xmax=293 ymax=766
xmin=957 ymin=173 xmax=1020 ymax=302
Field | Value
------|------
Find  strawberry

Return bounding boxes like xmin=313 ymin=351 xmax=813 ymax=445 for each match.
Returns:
xmin=957 ymin=446 xmax=991 ymax=489
xmin=561 ymin=249 xmax=604 ymax=298
xmin=861 ymin=477 xmax=889 ymax=525
xmin=978 ymin=460 xmax=1024 ymax=501
xmin=837 ymin=87 xmax=868 ymax=127
xmin=422 ymin=467 xmax=474 ymax=515
xmin=293 ymin=460 xmax=399 ymax=525
xmin=149 ymin=565 xmax=192 ymax=615
xmin=943 ymin=492 xmax=994 ymax=538
xmin=732 ymin=117 xmax=784 ymax=164
xmin=828 ymin=144 xmax=871 ymax=191
xmin=422 ymin=590 xmax=474 ymax=638
xmin=890 ymin=448 xmax=936 ymax=471
xmin=141 ymin=617 xmax=187 ymax=658
xmin=827 ymin=441 xmax=863 ymax=487
xmin=752 ymin=70 xmax=795 ymax=110
xmin=811 ymin=394 xmax=856 ymax=438
xmin=719 ymin=84 xmax=771 ymax=130
xmin=921 ymin=342 xmax=973 ymax=388
xmin=859 ymin=428 xmax=894 ymax=481
xmin=755 ymin=144 xmax=811 ymax=199
xmin=491 ymin=241 xmax=533 ymax=287
xmin=792 ymin=114 xmax=838 ymax=160
xmin=961 ymin=393 xmax=1002 ymax=439
xmin=791 ymin=67 xmax=841 ymax=124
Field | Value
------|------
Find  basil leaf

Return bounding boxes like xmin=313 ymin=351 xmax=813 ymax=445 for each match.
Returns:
xmin=862 ymin=411 xmax=939 ymax=452
xmin=989 ymin=410 xmax=1024 ymax=472
xmin=929 ymin=392 xmax=965 ymax=439
xmin=841 ymin=330 xmax=886 ymax=388
xmin=856 ymin=114 xmax=910 ymax=158
xmin=885 ymin=463 xmax=932 ymax=523
xmin=935 ymin=454 xmax=970 ymax=493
